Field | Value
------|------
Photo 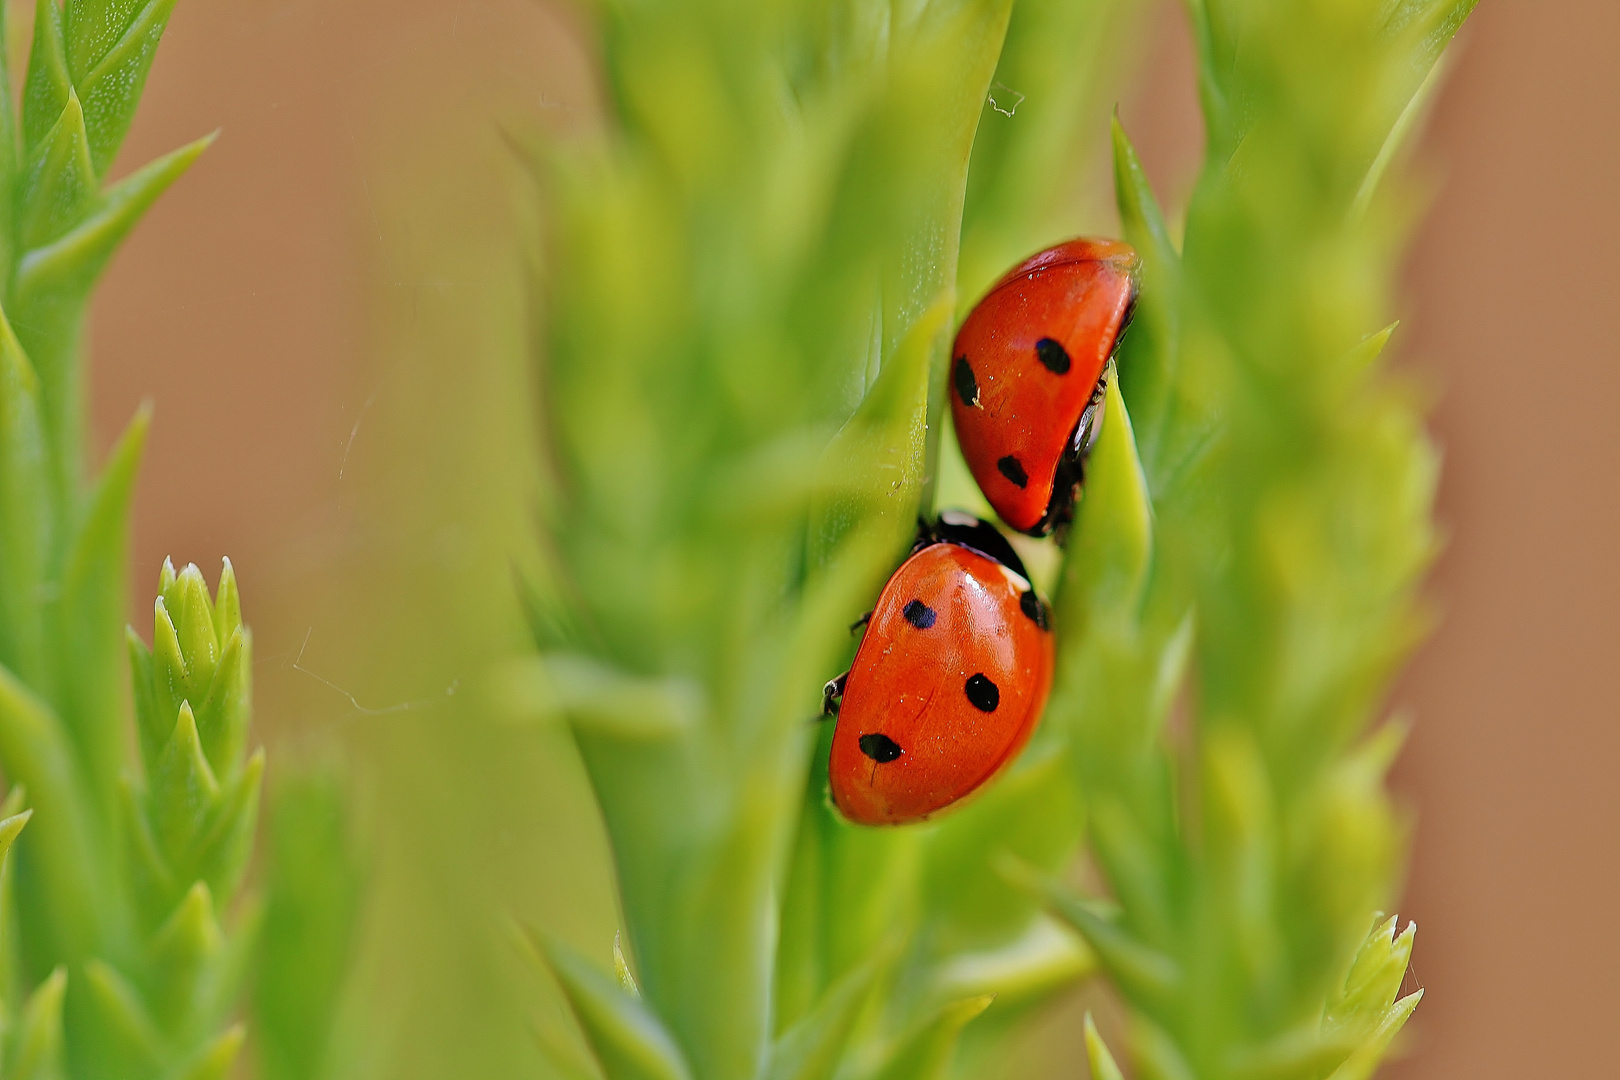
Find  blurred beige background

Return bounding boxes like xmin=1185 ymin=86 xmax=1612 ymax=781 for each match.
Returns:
xmin=83 ymin=0 xmax=1618 ymax=1075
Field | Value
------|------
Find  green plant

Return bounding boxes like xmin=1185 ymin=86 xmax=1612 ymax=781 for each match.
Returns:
xmin=1042 ymin=1 xmax=1473 ymax=1074
xmin=0 ymin=2 xmax=271 ymax=1078
xmin=521 ymin=1 xmax=1472 ymax=1080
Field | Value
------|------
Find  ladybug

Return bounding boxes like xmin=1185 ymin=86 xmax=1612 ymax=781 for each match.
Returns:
xmin=950 ymin=238 xmax=1140 ymax=536
xmin=821 ymin=512 xmax=1054 ymax=825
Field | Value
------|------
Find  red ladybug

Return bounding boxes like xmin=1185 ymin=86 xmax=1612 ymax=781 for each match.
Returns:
xmin=951 ymin=238 xmax=1140 ymax=536
xmin=822 ymin=512 xmax=1054 ymax=825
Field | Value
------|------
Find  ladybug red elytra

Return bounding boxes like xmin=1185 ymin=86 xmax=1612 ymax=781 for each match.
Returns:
xmin=822 ymin=512 xmax=1054 ymax=826
xmin=951 ymin=238 xmax=1140 ymax=536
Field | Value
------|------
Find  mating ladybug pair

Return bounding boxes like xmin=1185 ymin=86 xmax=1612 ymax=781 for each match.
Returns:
xmin=823 ymin=238 xmax=1140 ymax=826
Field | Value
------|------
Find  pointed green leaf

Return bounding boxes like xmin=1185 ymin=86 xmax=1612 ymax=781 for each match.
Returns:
xmin=1225 ymin=1022 xmax=1361 ymax=1080
xmin=1389 ymin=0 xmax=1480 ymax=94
xmin=65 ymin=0 xmax=155 ymax=75
xmin=1324 ymin=990 xmax=1422 ymax=1080
xmin=127 ymin=624 xmax=163 ymax=766
xmin=1109 ymin=116 xmax=1193 ymax=485
xmin=212 ymin=556 xmax=240 ymax=642
xmin=879 ymin=0 xmax=1015 ymax=510
xmin=766 ymin=957 xmax=878 ymax=1080
xmin=152 ymin=594 xmax=185 ymax=725
xmin=150 ymin=876 xmax=222 ymax=960
xmin=171 ymin=562 xmax=220 ymax=700
xmin=149 ymin=880 xmax=224 ymax=1027
xmin=8 ymin=967 xmax=67 ymax=1080
xmin=196 ymin=892 xmax=263 ymax=1044
xmin=932 ymin=916 xmax=1093 ymax=1003
xmin=1084 ymin=1014 xmax=1125 ymax=1080
xmin=83 ymin=958 xmax=163 ymax=1070
xmin=191 ymin=746 xmax=261 ymax=902
xmin=50 ymin=401 xmax=148 ymax=815
xmin=922 ymin=745 xmax=1085 ymax=947
xmin=534 ymin=1005 xmax=608 ymax=1080
xmin=1131 ymin=1015 xmax=1197 ymax=1080
xmin=168 ymin=1023 xmax=246 ymax=1080
xmin=660 ymin=772 xmax=789 ymax=1080
xmin=1329 ymin=915 xmax=1417 ymax=1025
xmin=1353 ymin=50 xmax=1443 ymax=220
xmin=0 ymin=805 xmax=34 ymax=991
xmin=18 ymin=90 xmax=98 ymax=250
xmin=70 ymin=0 xmax=179 ymax=174
xmin=613 ymin=932 xmax=639 ymax=996
xmin=0 ymin=794 xmax=25 ymax=1016
xmin=0 ymin=661 xmax=104 ymax=956
xmin=1 ymin=784 xmax=27 ymax=816
xmin=775 ymin=753 xmax=832 ymax=1031
xmin=0 ymin=805 xmax=35 ymax=992
xmin=1112 ymin=114 xmax=1176 ymax=267
xmin=537 ymin=935 xmax=694 ymax=1080
xmin=869 ymin=995 xmax=992 ymax=1080
xmin=1034 ymin=875 xmax=1179 ymax=1008
xmin=1057 ymin=372 xmax=1152 ymax=632
xmin=0 ymin=807 xmax=32 ymax=863
xmin=783 ymin=787 xmax=919 ymax=1019
xmin=254 ymin=765 xmax=362 ymax=1080
xmin=1351 ymin=321 xmax=1398 ymax=370
xmin=151 ymin=701 xmax=219 ymax=856
xmin=809 ymin=292 xmax=946 ymax=568
xmin=497 ymin=654 xmax=702 ymax=740
xmin=22 ymin=0 xmax=71 ymax=154
xmin=0 ymin=307 xmax=50 ymax=686
xmin=193 ymin=627 xmax=248 ymax=777
xmin=120 ymin=772 xmax=174 ymax=919
xmin=13 ymin=131 xmax=213 ymax=305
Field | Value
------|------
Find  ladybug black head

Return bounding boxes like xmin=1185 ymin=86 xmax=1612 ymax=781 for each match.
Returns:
xmin=917 ymin=511 xmax=1031 ymax=583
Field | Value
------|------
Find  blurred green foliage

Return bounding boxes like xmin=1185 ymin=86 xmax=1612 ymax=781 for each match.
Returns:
xmin=523 ymin=1 xmax=1473 ymax=1080
xmin=252 ymin=764 xmax=362 ymax=1080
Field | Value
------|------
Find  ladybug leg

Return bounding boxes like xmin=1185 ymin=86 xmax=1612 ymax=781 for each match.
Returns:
xmin=1069 ymin=360 xmax=1113 ymax=462
xmin=849 ymin=611 xmax=872 ymax=634
xmin=1039 ymin=361 xmax=1116 ymax=541
xmin=821 ymin=672 xmax=848 ymax=718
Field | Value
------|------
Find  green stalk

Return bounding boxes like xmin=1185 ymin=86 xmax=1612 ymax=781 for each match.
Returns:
xmin=527 ymin=1 xmax=1473 ymax=1079
xmin=0 ymin=3 xmax=272 ymax=1078
xmin=1042 ymin=2 xmax=1475 ymax=1077
xmin=526 ymin=2 xmax=1133 ymax=1079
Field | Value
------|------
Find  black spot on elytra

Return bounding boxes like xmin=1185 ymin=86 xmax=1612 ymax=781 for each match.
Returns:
xmin=965 ymin=673 xmax=1000 ymax=712
xmin=997 ymin=455 xmax=1028 ymax=488
xmin=954 ymin=356 xmax=979 ymax=407
xmin=903 ymin=599 xmax=937 ymax=629
xmin=858 ymin=733 xmax=903 ymax=763
xmin=1035 ymin=337 xmax=1071 ymax=374
xmin=1019 ymin=590 xmax=1050 ymax=631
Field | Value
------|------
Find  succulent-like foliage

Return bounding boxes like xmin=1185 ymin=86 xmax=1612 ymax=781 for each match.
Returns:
xmin=521 ymin=2 xmax=1134 ymax=1077
xmin=0 ymin=556 xmax=261 ymax=1080
xmin=526 ymin=0 xmax=1472 ymax=1079
xmin=126 ymin=559 xmax=259 ymax=921
xmin=0 ymin=2 xmax=269 ymax=1078
xmin=1036 ymin=2 xmax=1475 ymax=1078
xmin=252 ymin=766 xmax=363 ymax=1080
xmin=112 ymin=559 xmax=260 ymax=1073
